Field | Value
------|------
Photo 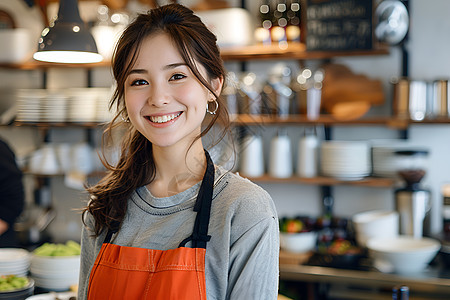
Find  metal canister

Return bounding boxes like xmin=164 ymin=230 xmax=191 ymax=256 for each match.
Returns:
xmin=392 ymin=77 xmax=410 ymax=119
xmin=430 ymin=79 xmax=448 ymax=118
xmin=442 ymin=184 xmax=450 ymax=240
xmin=408 ymin=80 xmax=428 ymax=121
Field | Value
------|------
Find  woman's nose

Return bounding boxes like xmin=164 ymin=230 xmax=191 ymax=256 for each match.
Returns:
xmin=147 ymin=86 xmax=169 ymax=107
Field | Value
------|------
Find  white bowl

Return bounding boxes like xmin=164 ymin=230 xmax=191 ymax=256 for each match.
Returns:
xmin=31 ymin=255 xmax=80 ymax=273
xmin=352 ymin=210 xmax=399 ymax=247
xmin=280 ymin=231 xmax=317 ymax=253
xmin=366 ymin=236 xmax=441 ymax=274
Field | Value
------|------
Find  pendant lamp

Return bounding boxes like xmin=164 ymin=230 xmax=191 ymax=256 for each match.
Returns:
xmin=33 ymin=0 xmax=103 ymax=64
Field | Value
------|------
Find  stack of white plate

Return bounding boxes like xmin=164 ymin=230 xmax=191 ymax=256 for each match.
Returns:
xmin=40 ymin=92 xmax=68 ymax=123
xmin=67 ymin=89 xmax=98 ymax=123
xmin=30 ymin=255 xmax=80 ymax=291
xmin=0 ymin=248 xmax=31 ymax=277
xmin=16 ymin=89 xmax=46 ymax=122
xmin=320 ymin=141 xmax=371 ymax=179
xmin=94 ymin=88 xmax=114 ymax=122
xmin=372 ymin=146 xmax=400 ymax=178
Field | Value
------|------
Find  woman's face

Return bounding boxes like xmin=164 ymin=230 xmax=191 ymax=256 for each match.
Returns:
xmin=124 ymin=33 xmax=222 ymax=150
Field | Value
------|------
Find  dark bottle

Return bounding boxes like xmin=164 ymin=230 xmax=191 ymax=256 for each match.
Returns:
xmin=271 ymin=0 xmax=288 ymax=45
xmin=392 ymin=286 xmax=409 ymax=300
xmin=286 ymin=0 xmax=301 ymax=42
xmin=255 ymin=0 xmax=273 ymax=45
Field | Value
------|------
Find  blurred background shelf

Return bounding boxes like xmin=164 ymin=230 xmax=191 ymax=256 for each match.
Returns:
xmin=246 ymin=175 xmax=396 ymax=188
xmin=232 ymin=114 xmax=450 ymax=129
xmin=0 ymin=44 xmax=390 ymax=69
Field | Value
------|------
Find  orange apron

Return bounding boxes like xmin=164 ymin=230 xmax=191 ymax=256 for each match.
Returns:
xmin=87 ymin=151 xmax=215 ymax=300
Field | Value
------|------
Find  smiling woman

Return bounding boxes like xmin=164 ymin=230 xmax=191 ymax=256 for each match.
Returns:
xmin=78 ymin=4 xmax=279 ymax=300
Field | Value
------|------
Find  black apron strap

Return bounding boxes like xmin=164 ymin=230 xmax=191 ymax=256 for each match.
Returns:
xmin=179 ymin=150 xmax=214 ymax=249
xmin=102 ymin=220 xmax=120 ymax=244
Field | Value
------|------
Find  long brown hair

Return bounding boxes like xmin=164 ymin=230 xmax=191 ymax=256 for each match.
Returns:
xmin=83 ymin=4 xmax=230 ymax=236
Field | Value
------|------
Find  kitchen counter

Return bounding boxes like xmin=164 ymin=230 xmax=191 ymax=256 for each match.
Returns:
xmin=279 ymin=263 xmax=450 ymax=295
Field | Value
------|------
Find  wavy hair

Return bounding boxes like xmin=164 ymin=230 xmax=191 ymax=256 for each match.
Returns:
xmin=83 ymin=4 xmax=230 ymax=236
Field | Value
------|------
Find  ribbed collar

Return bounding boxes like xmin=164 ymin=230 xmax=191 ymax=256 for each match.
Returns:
xmin=130 ymin=165 xmax=228 ymax=215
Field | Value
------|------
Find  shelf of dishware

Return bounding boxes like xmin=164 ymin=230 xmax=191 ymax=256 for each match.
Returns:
xmin=279 ymin=263 xmax=450 ymax=295
xmin=6 ymin=115 xmax=450 ymax=129
xmin=231 ymin=114 xmax=450 ymax=129
xmin=246 ymin=175 xmax=396 ymax=188
xmin=219 ymin=43 xmax=390 ymax=61
xmin=12 ymin=121 xmax=104 ymax=128
xmin=0 ymin=43 xmax=390 ymax=70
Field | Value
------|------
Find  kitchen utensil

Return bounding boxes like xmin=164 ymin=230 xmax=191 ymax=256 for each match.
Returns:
xmin=394 ymin=149 xmax=431 ymax=238
xmin=195 ymin=8 xmax=254 ymax=47
xmin=352 ymin=210 xmax=399 ymax=247
xmin=0 ymin=248 xmax=31 ymax=277
xmin=392 ymin=77 xmax=410 ymax=119
xmin=367 ymin=236 xmax=440 ymax=274
xmin=239 ymin=134 xmax=264 ymax=177
xmin=320 ymin=141 xmax=371 ymax=179
xmin=29 ymin=144 xmax=61 ymax=175
xmin=269 ymin=130 xmax=293 ymax=178
xmin=25 ymin=291 xmax=77 ymax=300
xmin=280 ymin=231 xmax=317 ymax=253
xmin=429 ymin=79 xmax=448 ymax=118
xmin=409 ymin=80 xmax=428 ymax=121
xmin=0 ymin=277 xmax=34 ymax=300
xmin=296 ymin=127 xmax=319 ymax=178
xmin=0 ymin=28 xmax=31 ymax=63
xmin=30 ymin=254 xmax=80 ymax=291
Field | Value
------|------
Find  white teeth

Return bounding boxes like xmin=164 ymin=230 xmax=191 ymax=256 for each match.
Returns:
xmin=149 ymin=112 xmax=181 ymax=123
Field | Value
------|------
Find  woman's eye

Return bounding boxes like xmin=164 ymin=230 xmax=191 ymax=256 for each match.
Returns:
xmin=131 ymin=79 xmax=148 ymax=86
xmin=170 ymin=74 xmax=186 ymax=81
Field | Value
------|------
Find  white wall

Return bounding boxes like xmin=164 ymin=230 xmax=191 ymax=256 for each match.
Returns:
xmin=1 ymin=0 xmax=450 ymax=241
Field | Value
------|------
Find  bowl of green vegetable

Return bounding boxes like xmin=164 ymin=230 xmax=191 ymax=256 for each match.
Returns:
xmin=0 ymin=275 xmax=34 ymax=300
xmin=30 ymin=241 xmax=81 ymax=291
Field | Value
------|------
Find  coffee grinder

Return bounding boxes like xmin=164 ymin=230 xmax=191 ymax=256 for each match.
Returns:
xmin=394 ymin=149 xmax=431 ymax=239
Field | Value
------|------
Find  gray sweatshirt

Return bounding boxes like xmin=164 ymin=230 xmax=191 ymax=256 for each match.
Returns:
xmin=78 ymin=166 xmax=280 ymax=300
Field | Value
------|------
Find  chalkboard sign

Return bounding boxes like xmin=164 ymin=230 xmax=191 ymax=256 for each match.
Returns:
xmin=306 ymin=0 xmax=373 ymax=51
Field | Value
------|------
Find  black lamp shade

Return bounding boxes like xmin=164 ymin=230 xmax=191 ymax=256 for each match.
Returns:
xmin=33 ymin=0 xmax=102 ymax=63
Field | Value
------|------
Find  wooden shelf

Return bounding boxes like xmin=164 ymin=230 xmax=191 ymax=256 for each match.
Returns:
xmin=220 ymin=43 xmax=390 ymax=61
xmin=0 ymin=43 xmax=390 ymax=69
xmin=8 ymin=116 xmax=450 ymax=129
xmin=246 ymin=175 xmax=396 ymax=188
xmin=0 ymin=60 xmax=111 ymax=70
xmin=13 ymin=121 xmax=104 ymax=128
xmin=231 ymin=114 xmax=450 ymax=129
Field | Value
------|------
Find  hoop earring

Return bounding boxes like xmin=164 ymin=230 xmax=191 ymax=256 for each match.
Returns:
xmin=121 ymin=115 xmax=130 ymax=123
xmin=206 ymin=99 xmax=218 ymax=115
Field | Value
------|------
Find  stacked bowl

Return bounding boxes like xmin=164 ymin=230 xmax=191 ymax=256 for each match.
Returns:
xmin=30 ymin=255 xmax=80 ymax=291
xmin=320 ymin=141 xmax=371 ymax=179
xmin=0 ymin=248 xmax=31 ymax=277
xmin=352 ymin=210 xmax=399 ymax=247
xmin=367 ymin=236 xmax=440 ymax=274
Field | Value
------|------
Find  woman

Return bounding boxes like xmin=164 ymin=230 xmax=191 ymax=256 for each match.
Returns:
xmin=0 ymin=138 xmax=24 ymax=248
xmin=78 ymin=4 xmax=279 ymax=300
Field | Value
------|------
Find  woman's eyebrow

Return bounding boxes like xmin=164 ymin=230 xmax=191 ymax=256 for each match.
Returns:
xmin=129 ymin=69 xmax=147 ymax=75
xmin=163 ymin=62 xmax=187 ymax=70
xmin=129 ymin=63 xmax=187 ymax=75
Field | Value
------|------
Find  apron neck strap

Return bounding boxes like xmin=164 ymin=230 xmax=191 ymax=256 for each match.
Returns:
xmin=102 ymin=150 xmax=216 ymax=249
xmin=179 ymin=149 xmax=214 ymax=249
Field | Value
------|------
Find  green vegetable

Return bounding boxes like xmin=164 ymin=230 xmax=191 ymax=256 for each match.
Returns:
xmin=0 ymin=275 xmax=29 ymax=291
xmin=33 ymin=240 xmax=81 ymax=256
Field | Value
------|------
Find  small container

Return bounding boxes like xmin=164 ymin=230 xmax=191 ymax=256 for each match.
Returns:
xmin=269 ymin=129 xmax=293 ymax=178
xmin=394 ymin=150 xmax=429 ymax=184
xmin=297 ymin=127 xmax=319 ymax=178
xmin=239 ymin=134 xmax=264 ymax=178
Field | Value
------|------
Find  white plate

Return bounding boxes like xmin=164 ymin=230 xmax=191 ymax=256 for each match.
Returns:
xmin=26 ymin=291 xmax=76 ymax=300
xmin=0 ymin=248 xmax=30 ymax=262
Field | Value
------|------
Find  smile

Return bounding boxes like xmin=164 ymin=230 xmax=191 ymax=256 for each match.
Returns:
xmin=147 ymin=112 xmax=182 ymax=124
